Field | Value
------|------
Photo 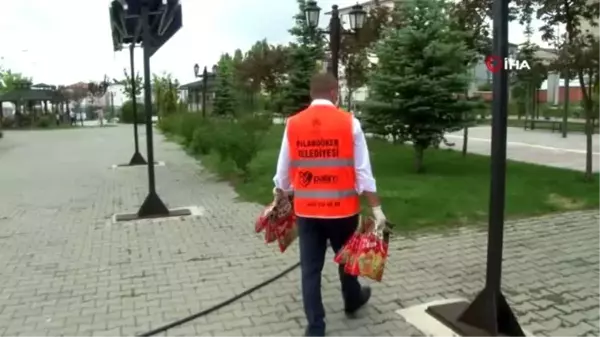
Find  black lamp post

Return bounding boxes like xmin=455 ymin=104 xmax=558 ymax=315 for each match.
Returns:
xmin=425 ymin=0 xmax=525 ymax=334
xmin=193 ymin=63 xmax=215 ymax=118
xmin=304 ymin=1 xmax=366 ymax=80
xmin=128 ymin=44 xmax=147 ymax=165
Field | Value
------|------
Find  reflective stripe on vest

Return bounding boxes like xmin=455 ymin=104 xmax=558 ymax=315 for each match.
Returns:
xmin=294 ymin=189 xmax=358 ymax=199
xmin=290 ymin=158 xmax=354 ymax=168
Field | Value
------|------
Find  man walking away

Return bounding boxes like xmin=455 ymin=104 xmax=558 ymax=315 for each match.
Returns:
xmin=273 ymin=73 xmax=387 ymax=336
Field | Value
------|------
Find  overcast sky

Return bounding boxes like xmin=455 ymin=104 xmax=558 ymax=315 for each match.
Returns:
xmin=0 ymin=0 xmax=550 ymax=87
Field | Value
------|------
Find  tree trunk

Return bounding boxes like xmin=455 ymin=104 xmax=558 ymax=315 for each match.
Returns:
xmin=414 ymin=145 xmax=425 ymax=173
xmin=563 ymin=76 xmax=570 ymax=137
xmin=584 ymin=110 xmax=593 ymax=181
xmin=346 ymin=89 xmax=353 ymax=112
xmin=461 ymin=89 xmax=470 ymax=157
xmin=462 ymin=126 xmax=468 ymax=157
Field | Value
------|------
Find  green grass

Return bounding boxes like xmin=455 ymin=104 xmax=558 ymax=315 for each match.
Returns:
xmin=180 ymin=125 xmax=599 ymax=232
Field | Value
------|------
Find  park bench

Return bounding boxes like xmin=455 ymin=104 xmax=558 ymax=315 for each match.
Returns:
xmin=523 ymin=117 xmax=599 ymax=134
xmin=523 ymin=117 xmax=563 ymax=132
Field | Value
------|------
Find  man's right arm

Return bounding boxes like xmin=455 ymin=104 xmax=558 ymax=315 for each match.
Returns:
xmin=273 ymin=125 xmax=292 ymax=193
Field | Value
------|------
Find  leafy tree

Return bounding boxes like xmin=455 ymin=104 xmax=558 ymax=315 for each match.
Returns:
xmin=448 ymin=0 xmax=492 ymax=156
xmin=363 ymin=0 xmax=478 ymax=172
xmin=152 ymin=72 xmax=179 ymax=119
xmin=0 ymin=69 xmax=32 ymax=126
xmin=281 ymin=0 xmax=325 ymax=116
xmin=238 ymin=40 xmax=289 ymax=113
xmin=0 ymin=70 xmax=31 ymax=93
xmin=213 ymin=53 xmax=237 ymax=116
xmin=88 ymin=77 xmax=110 ymax=124
xmin=511 ymin=4 xmax=547 ymax=121
xmin=537 ymin=0 xmax=599 ymax=180
xmin=282 ymin=45 xmax=318 ymax=116
xmin=114 ymin=68 xmax=142 ymax=100
xmin=232 ymin=48 xmax=256 ymax=112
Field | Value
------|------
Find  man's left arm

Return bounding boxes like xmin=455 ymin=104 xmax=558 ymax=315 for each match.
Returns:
xmin=352 ymin=117 xmax=387 ymax=230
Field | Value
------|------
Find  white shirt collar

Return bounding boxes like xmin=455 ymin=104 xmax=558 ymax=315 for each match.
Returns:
xmin=310 ymin=99 xmax=335 ymax=106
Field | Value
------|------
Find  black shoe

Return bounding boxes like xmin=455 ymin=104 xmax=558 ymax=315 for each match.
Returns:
xmin=304 ymin=327 xmax=325 ymax=336
xmin=344 ymin=286 xmax=371 ymax=317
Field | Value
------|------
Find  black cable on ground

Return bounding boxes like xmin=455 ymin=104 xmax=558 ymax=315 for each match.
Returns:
xmin=138 ymin=261 xmax=301 ymax=337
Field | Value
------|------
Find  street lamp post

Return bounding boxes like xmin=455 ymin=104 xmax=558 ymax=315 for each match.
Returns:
xmin=128 ymin=44 xmax=147 ymax=165
xmin=194 ymin=64 xmax=215 ymax=118
xmin=304 ymin=1 xmax=367 ymax=80
xmin=425 ymin=0 xmax=525 ymax=334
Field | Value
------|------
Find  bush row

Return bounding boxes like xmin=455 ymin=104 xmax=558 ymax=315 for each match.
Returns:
xmin=120 ymin=101 xmax=146 ymax=124
xmin=1 ymin=114 xmax=58 ymax=128
xmin=159 ymin=112 xmax=272 ymax=176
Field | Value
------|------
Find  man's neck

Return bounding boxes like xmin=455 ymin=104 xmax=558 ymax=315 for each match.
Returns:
xmin=310 ymin=98 xmax=335 ymax=106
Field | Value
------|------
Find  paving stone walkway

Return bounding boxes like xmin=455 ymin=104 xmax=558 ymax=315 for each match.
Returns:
xmin=0 ymin=126 xmax=598 ymax=337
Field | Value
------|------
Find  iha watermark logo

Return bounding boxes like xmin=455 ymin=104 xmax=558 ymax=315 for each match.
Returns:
xmin=485 ymin=55 xmax=531 ymax=73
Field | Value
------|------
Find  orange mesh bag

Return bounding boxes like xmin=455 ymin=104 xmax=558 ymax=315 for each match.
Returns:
xmin=343 ymin=216 xmax=391 ymax=282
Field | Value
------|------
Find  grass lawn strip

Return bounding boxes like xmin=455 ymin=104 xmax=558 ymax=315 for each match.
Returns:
xmin=170 ymin=125 xmax=599 ymax=232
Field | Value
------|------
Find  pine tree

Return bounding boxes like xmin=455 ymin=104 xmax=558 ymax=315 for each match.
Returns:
xmin=213 ymin=53 xmax=236 ymax=116
xmin=281 ymin=0 xmax=325 ymax=116
xmin=364 ymin=0 xmax=478 ymax=172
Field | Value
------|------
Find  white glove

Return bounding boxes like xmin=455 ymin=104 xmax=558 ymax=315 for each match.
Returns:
xmin=372 ymin=206 xmax=387 ymax=235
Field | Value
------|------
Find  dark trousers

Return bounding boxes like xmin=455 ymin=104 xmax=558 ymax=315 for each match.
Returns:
xmin=298 ymin=214 xmax=362 ymax=333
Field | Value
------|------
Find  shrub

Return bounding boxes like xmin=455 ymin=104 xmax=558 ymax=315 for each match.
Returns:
xmin=120 ymin=100 xmax=145 ymax=124
xmin=0 ymin=130 xmax=3 ymax=138
xmin=178 ymin=113 xmax=204 ymax=146
xmin=1 ymin=117 xmax=15 ymax=128
xmin=36 ymin=115 xmax=53 ymax=128
xmin=212 ymin=115 xmax=272 ymax=176
xmin=158 ymin=114 xmax=180 ymax=134
xmin=189 ymin=120 xmax=214 ymax=155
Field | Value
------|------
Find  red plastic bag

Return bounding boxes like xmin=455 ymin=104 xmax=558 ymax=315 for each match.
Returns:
xmin=334 ymin=232 xmax=359 ymax=265
xmin=336 ymin=216 xmax=390 ymax=282
xmin=276 ymin=214 xmax=298 ymax=253
xmin=255 ymin=202 xmax=275 ymax=233
xmin=345 ymin=233 xmax=388 ymax=281
xmin=255 ymin=190 xmax=297 ymax=251
xmin=334 ymin=216 xmax=373 ymax=265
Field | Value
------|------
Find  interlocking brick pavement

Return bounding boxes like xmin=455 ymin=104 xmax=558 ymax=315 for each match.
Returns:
xmin=0 ymin=126 xmax=597 ymax=337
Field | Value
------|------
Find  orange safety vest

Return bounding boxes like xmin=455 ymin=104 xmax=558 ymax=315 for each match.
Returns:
xmin=287 ymin=104 xmax=360 ymax=218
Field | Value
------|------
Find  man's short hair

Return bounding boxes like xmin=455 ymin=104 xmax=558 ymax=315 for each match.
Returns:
xmin=310 ymin=72 xmax=338 ymax=98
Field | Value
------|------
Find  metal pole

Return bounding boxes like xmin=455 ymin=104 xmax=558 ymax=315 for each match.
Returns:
xmin=131 ymin=44 xmax=141 ymax=152
xmin=143 ymin=7 xmax=157 ymax=195
xmin=128 ymin=44 xmax=147 ymax=165
xmin=137 ymin=1 xmax=169 ymax=217
xmin=485 ymin=0 xmax=510 ymax=294
xmin=425 ymin=0 xmax=525 ymax=334
xmin=562 ymin=75 xmax=570 ymax=137
xmin=329 ymin=5 xmax=340 ymax=80
xmin=111 ymin=92 xmax=115 ymax=120
xmin=202 ymin=66 xmax=207 ymax=118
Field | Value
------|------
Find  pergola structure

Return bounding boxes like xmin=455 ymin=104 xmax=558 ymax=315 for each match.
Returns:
xmin=0 ymin=81 xmax=69 ymax=125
